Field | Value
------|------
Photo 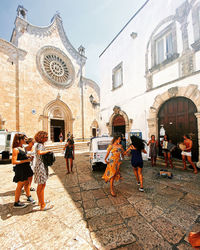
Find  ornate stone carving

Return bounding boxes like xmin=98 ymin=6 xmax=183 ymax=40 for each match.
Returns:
xmin=179 ymin=51 xmax=194 ymax=76
xmin=53 ymin=109 xmax=62 ymax=118
xmin=36 ymin=46 xmax=75 ymax=89
xmin=113 ymin=106 xmax=121 ymax=114
xmin=168 ymin=87 xmax=178 ymax=98
xmin=146 ymin=74 xmax=153 ymax=91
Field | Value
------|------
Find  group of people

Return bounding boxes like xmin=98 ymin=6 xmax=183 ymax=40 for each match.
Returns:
xmin=147 ymin=134 xmax=198 ymax=174
xmin=102 ymin=133 xmax=198 ymax=197
xmin=12 ymin=131 xmax=53 ymax=210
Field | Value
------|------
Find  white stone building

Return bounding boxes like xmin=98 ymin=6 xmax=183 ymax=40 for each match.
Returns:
xmin=0 ymin=6 xmax=100 ymax=142
xmin=99 ymin=0 xmax=200 ymax=161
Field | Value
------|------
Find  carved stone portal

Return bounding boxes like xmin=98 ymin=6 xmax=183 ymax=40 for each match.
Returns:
xmin=148 ymin=84 xmax=200 ymax=160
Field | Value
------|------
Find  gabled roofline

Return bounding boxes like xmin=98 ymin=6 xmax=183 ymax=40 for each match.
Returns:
xmin=99 ymin=0 xmax=150 ymax=57
xmin=10 ymin=13 xmax=86 ymax=65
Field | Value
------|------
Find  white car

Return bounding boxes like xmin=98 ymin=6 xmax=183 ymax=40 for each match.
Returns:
xmin=0 ymin=130 xmax=26 ymax=159
xmin=89 ymin=136 xmax=113 ymax=170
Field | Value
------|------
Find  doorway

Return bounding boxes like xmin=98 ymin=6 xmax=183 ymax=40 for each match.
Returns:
xmin=92 ymin=128 xmax=97 ymax=137
xmin=158 ymin=97 xmax=198 ymax=161
xmin=50 ymin=119 xmax=65 ymax=142
xmin=112 ymin=115 xmax=125 ymax=135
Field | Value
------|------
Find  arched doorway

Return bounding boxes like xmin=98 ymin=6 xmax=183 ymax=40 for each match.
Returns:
xmin=43 ymin=99 xmax=73 ymax=142
xmin=158 ymin=97 xmax=198 ymax=161
xmin=91 ymin=120 xmax=99 ymax=137
xmin=112 ymin=115 xmax=125 ymax=135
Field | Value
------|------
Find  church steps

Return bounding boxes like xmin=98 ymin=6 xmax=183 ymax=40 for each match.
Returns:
xmin=45 ymin=141 xmax=89 ymax=153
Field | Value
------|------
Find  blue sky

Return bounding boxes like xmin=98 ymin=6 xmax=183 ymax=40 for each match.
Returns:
xmin=0 ymin=0 xmax=145 ymax=84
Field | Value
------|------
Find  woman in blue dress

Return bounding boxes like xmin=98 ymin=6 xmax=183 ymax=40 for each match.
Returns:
xmin=124 ymin=135 xmax=147 ymax=192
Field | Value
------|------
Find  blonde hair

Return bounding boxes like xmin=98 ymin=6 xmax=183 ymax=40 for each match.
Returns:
xmin=34 ymin=131 xmax=48 ymax=143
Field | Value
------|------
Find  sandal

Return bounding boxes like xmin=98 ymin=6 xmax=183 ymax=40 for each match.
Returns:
xmin=40 ymin=204 xmax=54 ymax=211
xmin=38 ymin=200 xmax=50 ymax=206
xmin=111 ymin=191 xmax=116 ymax=197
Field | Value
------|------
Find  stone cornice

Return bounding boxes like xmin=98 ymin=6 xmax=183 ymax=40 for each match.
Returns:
xmin=11 ymin=14 xmax=86 ymax=66
xmin=0 ymin=38 xmax=27 ymax=63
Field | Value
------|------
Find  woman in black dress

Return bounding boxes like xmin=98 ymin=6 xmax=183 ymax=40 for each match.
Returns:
xmin=63 ymin=139 xmax=74 ymax=174
xmin=12 ymin=134 xmax=35 ymax=208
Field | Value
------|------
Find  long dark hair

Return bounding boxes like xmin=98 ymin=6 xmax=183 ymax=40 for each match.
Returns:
xmin=131 ymin=135 xmax=146 ymax=151
xmin=12 ymin=134 xmax=26 ymax=148
xmin=111 ymin=133 xmax=121 ymax=144
xmin=184 ymin=134 xmax=190 ymax=139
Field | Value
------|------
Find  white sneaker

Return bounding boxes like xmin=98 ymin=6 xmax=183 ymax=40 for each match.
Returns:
xmin=139 ymin=188 xmax=144 ymax=192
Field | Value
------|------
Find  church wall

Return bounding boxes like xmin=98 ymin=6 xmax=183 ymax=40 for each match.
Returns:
xmin=0 ymin=10 xmax=99 ymax=141
xmin=0 ymin=52 xmax=16 ymax=130
xmin=16 ymin=26 xmax=81 ymax=138
xmin=10 ymin=17 xmax=99 ymax=139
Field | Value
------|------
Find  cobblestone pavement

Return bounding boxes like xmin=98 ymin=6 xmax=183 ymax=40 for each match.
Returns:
xmin=1 ymin=153 xmax=200 ymax=249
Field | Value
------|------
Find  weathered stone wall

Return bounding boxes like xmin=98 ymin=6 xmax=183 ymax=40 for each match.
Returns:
xmin=0 ymin=51 xmax=16 ymax=131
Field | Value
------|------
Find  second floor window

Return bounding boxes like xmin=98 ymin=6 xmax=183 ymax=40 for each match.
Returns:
xmin=152 ymin=22 xmax=177 ymax=68
xmin=156 ymin=33 xmax=173 ymax=64
xmin=112 ymin=62 xmax=123 ymax=90
xmin=156 ymin=32 xmax=174 ymax=65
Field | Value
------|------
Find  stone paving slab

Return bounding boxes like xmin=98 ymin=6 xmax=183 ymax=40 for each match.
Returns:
xmin=1 ymin=153 xmax=200 ymax=249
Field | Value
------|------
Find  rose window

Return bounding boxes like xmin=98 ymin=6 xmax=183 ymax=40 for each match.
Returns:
xmin=36 ymin=46 xmax=75 ymax=89
xmin=43 ymin=55 xmax=69 ymax=82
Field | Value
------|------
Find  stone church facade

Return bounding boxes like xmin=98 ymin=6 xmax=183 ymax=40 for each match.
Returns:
xmin=0 ymin=6 xmax=100 ymax=142
xmin=99 ymin=0 xmax=200 ymax=161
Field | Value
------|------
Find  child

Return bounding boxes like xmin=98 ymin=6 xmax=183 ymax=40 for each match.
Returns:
xmin=124 ymin=135 xmax=147 ymax=192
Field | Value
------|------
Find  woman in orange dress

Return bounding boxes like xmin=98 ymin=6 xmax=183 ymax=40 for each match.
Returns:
xmin=102 ymin=134 xmax=124 ymax=197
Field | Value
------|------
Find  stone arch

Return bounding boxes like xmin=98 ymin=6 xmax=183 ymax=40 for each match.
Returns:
xmin=147 ymin=84 xmax=200 ymax=160
xmin=42 ymin=99 xmax=74 ymax=141
xmin=107 ymin=106 xmax=133 ymax=136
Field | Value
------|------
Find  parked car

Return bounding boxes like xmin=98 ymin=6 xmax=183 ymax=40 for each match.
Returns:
xmin=89 ymin=136 xmax=113 ymax=170
xmin=0 ymin=130 xmax=26 ymax=159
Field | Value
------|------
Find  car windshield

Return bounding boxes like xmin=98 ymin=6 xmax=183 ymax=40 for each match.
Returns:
xmin=97 ymin=141 xmax=111 ymax=150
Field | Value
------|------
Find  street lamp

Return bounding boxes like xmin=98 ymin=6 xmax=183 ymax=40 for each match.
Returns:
xmin=89 ymin=94 xmax=100 ymax=107
xmin=89 ymin=94 xmax=94 ymax=103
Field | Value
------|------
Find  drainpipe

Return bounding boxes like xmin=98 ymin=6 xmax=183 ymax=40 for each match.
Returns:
xmin=79 ymin=46 xmax=85 ymax=141
xmin=15 ymin=53 xmax=20 ymax=131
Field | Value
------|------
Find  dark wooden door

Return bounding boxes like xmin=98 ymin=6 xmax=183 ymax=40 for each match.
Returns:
xmin=112 ymin=115 xmax=125 ymax=135
xmin=158 ymin=97 xmax=198 ymax=161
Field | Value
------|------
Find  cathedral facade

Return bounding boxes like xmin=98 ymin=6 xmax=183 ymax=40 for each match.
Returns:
xmin=0 ymin=6 xmax=100 ymax=142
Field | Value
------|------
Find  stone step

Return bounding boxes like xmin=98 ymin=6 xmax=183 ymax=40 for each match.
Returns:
xmin=45 ymin=142 xmax=89 ymax=153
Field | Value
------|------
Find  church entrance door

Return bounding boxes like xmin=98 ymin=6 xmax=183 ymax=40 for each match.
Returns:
xmin=112 ymin=115 xmax=125 ymax=135
xmin=158 ymin=97 xmax=198 ymax=161
xmin=50 ymin=119 xmax=65 ymax=142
